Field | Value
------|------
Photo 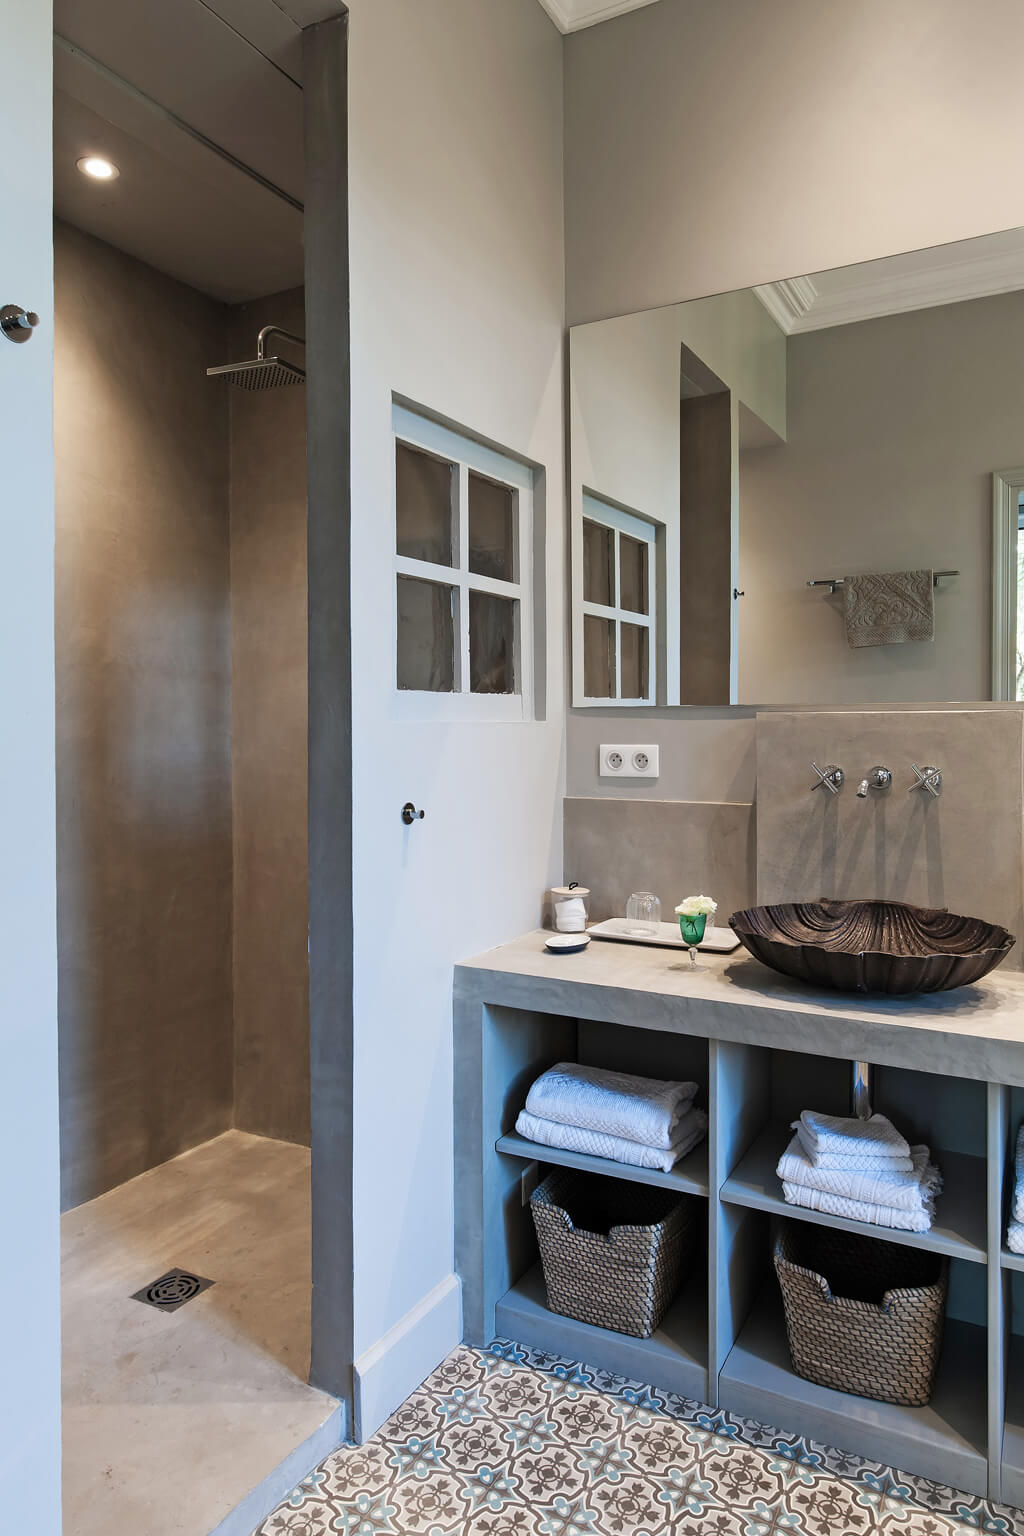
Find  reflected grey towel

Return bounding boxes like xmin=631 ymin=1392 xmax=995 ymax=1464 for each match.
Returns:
xmin=525 ymin=1062 xmax=698 ymax=1149
xmin=844 ymin=569 xmax=934 ymax=647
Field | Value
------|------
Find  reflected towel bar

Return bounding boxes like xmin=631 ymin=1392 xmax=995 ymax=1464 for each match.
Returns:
xmin=807 ymin=570 xmax=959 ymax=595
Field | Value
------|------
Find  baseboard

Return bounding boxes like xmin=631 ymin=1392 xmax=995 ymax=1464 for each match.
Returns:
xmin=209 ymin=1404 xmax=345 ymax=1536
xmin=354 ymin=1273 xmax=463 ymax=1441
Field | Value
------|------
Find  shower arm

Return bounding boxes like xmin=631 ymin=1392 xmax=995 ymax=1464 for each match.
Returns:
xmin=256 ymin=325 xmax=305 ymax=360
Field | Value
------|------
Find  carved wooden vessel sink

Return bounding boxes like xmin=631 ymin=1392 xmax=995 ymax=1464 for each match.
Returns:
xmin=729 ymin=898 xmax=1015 ymax=994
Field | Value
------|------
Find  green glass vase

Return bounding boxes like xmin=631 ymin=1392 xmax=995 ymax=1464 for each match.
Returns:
xmin=679 ymin=912 xmax=707 ymax=969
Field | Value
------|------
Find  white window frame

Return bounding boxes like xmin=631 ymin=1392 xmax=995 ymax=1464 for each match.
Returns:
xmin=575 ymin=492 xmax=657 ymax=706
xmin=992 ymin=466 xmax=1024 ymax=701
xmin=392 ymin=403 xmax=534 ymax=722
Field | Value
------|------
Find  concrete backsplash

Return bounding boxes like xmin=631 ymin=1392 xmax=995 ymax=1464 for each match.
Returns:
xmin=756 ymin=710 xmax=1024 ymax=964
xmin=565 ymin=708 xmax=1024 ymax=966
xmin=563 ymin=797 xmax=756 ymax=925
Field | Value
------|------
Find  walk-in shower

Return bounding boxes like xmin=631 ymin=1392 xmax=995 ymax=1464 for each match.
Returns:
xmin=207 ymin=324 xmax=305 ymax=389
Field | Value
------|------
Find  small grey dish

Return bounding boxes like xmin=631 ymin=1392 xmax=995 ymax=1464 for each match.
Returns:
xmin=545 ymin=933 xmax=591 ymax=955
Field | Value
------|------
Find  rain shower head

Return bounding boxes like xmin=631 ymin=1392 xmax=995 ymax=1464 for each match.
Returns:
xmin=207 ymin=324 xmax=305 ymax=390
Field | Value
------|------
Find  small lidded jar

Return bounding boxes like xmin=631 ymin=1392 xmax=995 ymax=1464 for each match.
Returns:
xmin=550 ymin=883 xmax=590 ymax=933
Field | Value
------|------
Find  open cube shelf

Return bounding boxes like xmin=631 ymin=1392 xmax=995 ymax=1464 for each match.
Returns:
xmin=454 ymin=940 xmax=1024 ymax=1505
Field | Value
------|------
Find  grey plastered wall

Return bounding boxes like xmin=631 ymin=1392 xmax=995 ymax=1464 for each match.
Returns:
xmin=55 ymin=220 xmax=233 ymax=1208
xmin=564 ymin=0 xmax=1024 ymax=324
xmin=229 ymin=286 xmax=310 ymax=1146
xmin=756 ymin=710 xmax=1024 ymax=962
xmin=564 ymin=797 xmax=755 ymax=924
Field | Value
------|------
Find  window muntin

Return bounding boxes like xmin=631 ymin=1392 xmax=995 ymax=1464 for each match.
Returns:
xmin=393 ymin=404 xmax=534 ymax=720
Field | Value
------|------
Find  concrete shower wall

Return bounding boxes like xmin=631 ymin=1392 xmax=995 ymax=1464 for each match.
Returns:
xmin=55 ymin=220 xmax=234 ymax=1209
xmin=229 ymin=286 xmax=310 ymax=1146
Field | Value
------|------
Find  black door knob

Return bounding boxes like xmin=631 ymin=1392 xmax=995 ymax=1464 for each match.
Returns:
xmin=401 ymin=802 xmax=425 ymax=825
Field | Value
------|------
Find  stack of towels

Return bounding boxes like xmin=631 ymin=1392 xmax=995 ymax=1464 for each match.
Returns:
xmin=1007 ymin=1125 xmax=1024 ymax=1254
xmin=515 ymin=1062 xmax=707 ymax=1173
xmin=776 ymin=1110 xmax=942 ymax=1233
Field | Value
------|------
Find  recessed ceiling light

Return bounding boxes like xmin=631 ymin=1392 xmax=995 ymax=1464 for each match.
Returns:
xmin=76 ymin=156 xmax=119 ymax=181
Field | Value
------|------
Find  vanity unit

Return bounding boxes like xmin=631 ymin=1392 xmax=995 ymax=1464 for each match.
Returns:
xmin=454 ymin=933 xmax=1024 ymax=1503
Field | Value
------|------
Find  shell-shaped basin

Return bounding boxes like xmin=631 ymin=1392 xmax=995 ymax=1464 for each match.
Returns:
xmin=728 ymin=898 xmax=1015 ymax=995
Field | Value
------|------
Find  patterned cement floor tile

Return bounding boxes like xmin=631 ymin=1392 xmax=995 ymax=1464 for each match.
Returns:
xmin=254 ymin=1339 xmax=1024 ymax=1536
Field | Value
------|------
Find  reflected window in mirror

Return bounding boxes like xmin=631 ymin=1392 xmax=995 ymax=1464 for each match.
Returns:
xmin=577 ymin=494 xmax=656 ymax=703
xmin=572 ymin=225 xmax=1024 ymax=708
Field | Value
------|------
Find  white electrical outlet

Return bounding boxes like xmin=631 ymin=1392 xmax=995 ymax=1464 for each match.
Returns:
xmin=599 ymin=744 xmax=660 ymax=779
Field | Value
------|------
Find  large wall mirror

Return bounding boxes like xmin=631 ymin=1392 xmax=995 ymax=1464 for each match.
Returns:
xmin=570 ymin=228 xmax=1024 ymax=707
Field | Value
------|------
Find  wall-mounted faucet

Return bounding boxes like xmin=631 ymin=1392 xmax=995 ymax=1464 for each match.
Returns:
xmin=856 ymin=766 xmax=892 ymax=797
xmin=810 ymin=762 xmax=844 ymax=795
xmin=909 ymin=763 xmax=942 ymax=798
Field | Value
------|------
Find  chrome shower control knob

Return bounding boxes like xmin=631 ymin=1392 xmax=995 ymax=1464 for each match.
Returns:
xmin=856 ymin=766 xmax=892 ymax=797
xmin=1 ymin=304 xmax=40 ymax=343
xmin=909 ymin=763 xmax=942 ymax=798
xmin=810 ymin=762 xmax=844 ymax=795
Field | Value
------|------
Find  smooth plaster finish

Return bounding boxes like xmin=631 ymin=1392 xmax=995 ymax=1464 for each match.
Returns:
xmin=61 ymin=1130 xmax=339 ymax=1536
xmin=1 ymin=0 xmax=60 ymax=1522
xmin=755 ymin=710 xmax=1024 ymax=967
xmin=565 ymin=0 xmax=1024 ymax=324
xmin=563 ymin=795 xmax=755 ymax=923
xmin=346 ymin=0 xmax=565 ymax=1419
xmin=229 ymin=286 xmax=310 ymax=1148
xmin=55 ymin=220 xmax=234 ymax=1209
xmin=740 ymin=291 xmax=1024 ymax=704
xmin=304 ymin=11 xmax=355 ymax=1414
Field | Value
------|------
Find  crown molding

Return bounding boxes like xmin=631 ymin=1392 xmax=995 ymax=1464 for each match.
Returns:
xmin=756 ymin=243 xmax=1024 ymax=335
xmin=536 ymin=0 xmax=662 ymax=34
xmin=752 ymin=276 xmax=817 ymax=334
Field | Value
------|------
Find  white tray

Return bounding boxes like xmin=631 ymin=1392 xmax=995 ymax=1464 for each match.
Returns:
xmin=588 ymin=918 xmax=742 ymax=953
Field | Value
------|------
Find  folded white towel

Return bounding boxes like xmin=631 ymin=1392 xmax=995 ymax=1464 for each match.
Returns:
xmin=515 ymin=1106 xmax=707 ymax=1173
xmin=1014 ymin=1124 xmax=1024 ymax=1224
xmin=525 ymin=1062 xmax=698 ymax=1151
xmin=794 ymin=1110 xmax=912 ymax=1168
xmin=781 ymin=1146 xmax=940 ymax=1233
xmin=1008 ymin=1219 xmax=1024 ymax=1256
xmin=777 ymin=1135 xmax=939 ymax=1213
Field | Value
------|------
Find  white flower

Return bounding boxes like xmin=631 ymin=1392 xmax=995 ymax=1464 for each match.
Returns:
xmin=675 ymin=894 xmax=718 ymax=918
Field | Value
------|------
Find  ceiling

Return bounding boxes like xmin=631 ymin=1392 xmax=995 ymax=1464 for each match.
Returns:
xmin=754 ymin=227 xmax=1024 ymax=336
xmin=51 ymin=0 xmax=338 ymax=303
xmin=536 ymin=0 xmax=662 ymax=33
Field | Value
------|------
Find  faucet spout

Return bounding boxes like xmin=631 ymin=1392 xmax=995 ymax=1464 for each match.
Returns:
xmin=857 ymin=779 xmax=869 ymax=797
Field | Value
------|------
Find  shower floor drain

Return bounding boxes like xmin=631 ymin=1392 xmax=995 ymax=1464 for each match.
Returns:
xmin=131 ymin=1268 xmax=214 ymax=1313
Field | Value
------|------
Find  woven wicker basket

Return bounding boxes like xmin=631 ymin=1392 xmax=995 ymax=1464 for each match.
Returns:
xmin=530 ymin=1167 xmax=699 ymax=1338
xmin=774 ymin=1222 xmax=948 ymax=1407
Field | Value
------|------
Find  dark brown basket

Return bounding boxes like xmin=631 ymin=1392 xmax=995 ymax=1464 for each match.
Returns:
xmin=530 ymin=1168 xmax=699 ymax=1338
xmin=774 ymin=1222 xmax=948 ymax=1406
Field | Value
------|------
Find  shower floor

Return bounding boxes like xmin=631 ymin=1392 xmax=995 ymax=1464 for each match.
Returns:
xmin=61 ymin=1130 xmax=340 ymax=1536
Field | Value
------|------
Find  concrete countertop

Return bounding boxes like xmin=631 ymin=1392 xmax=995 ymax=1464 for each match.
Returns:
xmin=455 ymin=930 xmax=1024 ymax=1085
